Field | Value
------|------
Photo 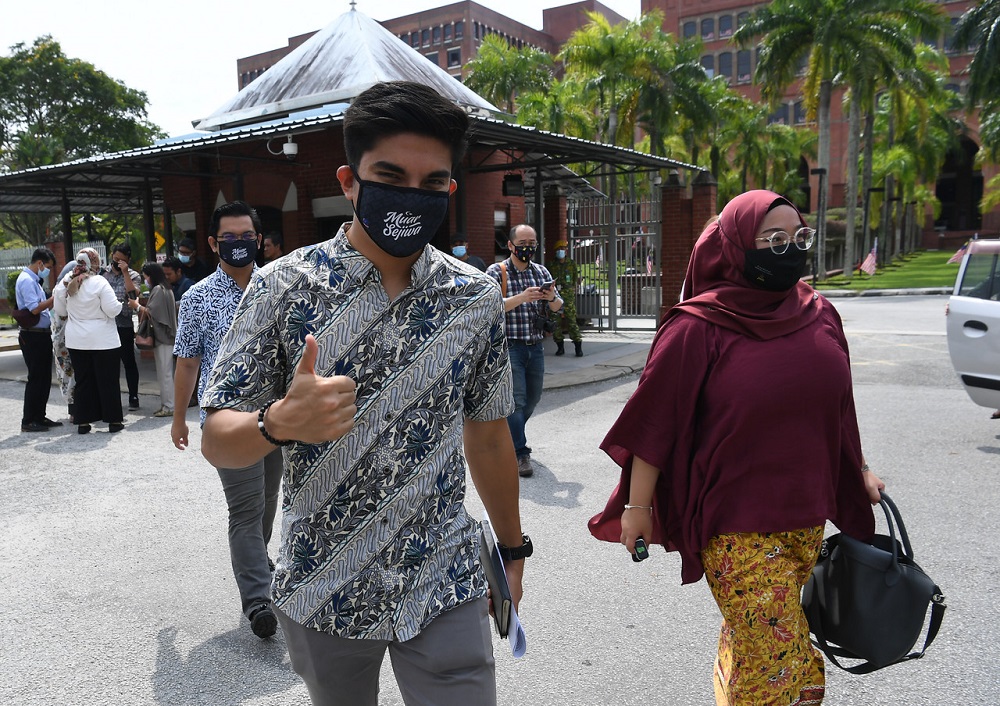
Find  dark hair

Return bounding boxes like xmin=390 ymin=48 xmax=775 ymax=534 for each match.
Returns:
xmin=208 ymin=200 xmax=262 ymax=241
xmin=141 ymin=262 xmax=168 ymax=288
xmin=31 ymin=247 xmax=55 ymax=266
xmin=177 ymin=237 xmax=197 ymax=253
xmin=112 ymin=243 xmax=132 ymax=258
xmin=450 ymin=233 xmax=468 ymax=245
xmin=263 ymin=232 xmax=283 ymax=248
xmin=162 ymin=256 xmax=182 ymax=272
xmin=343 ymin=81 xmax=469 ymax=169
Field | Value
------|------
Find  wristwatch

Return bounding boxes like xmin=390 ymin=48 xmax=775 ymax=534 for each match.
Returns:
xmin=497 ymin=534 xmax=533 ymax=561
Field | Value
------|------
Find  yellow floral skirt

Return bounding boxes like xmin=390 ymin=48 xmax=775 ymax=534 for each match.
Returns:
xmin=701 ymin=527 xmax=826 ymax=706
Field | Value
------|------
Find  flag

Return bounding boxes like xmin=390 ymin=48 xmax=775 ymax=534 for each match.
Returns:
xmin=860 ymin=239 xmax=877 ymax=276
xmin=947 ymin=241 xmax=969 ymax=264
xmin=646 ymin=251 xmax=653 ymax=275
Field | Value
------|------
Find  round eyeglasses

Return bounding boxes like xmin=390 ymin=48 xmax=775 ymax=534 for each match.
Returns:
xmin=754 ymin=227 xmax=816 ymax=254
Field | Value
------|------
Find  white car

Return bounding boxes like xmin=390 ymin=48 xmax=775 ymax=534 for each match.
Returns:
xmin=946 ymin=239 xmax=1000 ymax=409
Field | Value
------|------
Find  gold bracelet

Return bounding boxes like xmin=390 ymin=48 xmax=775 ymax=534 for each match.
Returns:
xmin=624 ymin=504 xmax=653 ymax=511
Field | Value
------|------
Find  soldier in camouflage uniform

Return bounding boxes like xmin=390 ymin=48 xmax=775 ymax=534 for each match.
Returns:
xmin=548 ymin=239 xmax=583 ymax=356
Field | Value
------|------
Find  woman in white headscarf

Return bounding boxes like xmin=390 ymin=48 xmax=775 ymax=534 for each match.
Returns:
xmin=53 ymin=248 xmax=125 ymax=434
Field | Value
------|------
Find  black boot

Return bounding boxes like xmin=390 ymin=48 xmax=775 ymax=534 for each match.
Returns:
xmin=574 ymin=341 xmax=583 ymax=357
xmin=555 ymin=341 xmax=565 ymax=356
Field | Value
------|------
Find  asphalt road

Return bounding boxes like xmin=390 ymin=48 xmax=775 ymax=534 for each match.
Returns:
xmin=1 ymin=295 xmax=996 ymax=705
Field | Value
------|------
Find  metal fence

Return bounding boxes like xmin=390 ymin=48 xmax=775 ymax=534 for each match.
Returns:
xmin=567 ymin=193 xmax=662 ymax=330
xmin=1 ymin=241 xmax=107 ymax=299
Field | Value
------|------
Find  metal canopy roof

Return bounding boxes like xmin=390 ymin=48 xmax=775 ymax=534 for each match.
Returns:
xmin=0 ymin=108 xmax=702 ymax=215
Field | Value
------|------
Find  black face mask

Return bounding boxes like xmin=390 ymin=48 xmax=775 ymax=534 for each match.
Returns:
xmin=513 ymin=245 xmax=536 ymax=263
xmin=352 ymin=170 xmax=450 ymax=258
xmin=217 ymin=239 xmax=258 ymax=268
xmin=743 ymin=247 xmax=808 ymax=291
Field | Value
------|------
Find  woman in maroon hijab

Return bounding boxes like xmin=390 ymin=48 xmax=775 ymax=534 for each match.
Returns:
xmin=589 ymin=190 xmax=885 ymax=705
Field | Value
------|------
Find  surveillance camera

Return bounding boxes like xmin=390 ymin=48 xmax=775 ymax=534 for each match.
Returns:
xmin=283 ymin=141 xmax=298 ymax=160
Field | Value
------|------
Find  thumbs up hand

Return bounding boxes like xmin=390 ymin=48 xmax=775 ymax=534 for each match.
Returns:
xmin=265 ymin=334 xmax=357 ymax=444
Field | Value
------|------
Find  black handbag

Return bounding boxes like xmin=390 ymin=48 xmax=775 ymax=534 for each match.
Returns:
xmin=12 ymin=307 xmax=41 ymax=329
xmin=802 ymin=492 xmax=946 ymax=674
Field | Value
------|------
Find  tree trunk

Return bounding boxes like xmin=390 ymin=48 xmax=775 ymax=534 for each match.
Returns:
xmin=843 ymin=93 xmax=862 ymax=281
xmin=816 ymin=79 xmax=832 ymax=279
xmin=860 ymin=109 xmax=876 ymax=263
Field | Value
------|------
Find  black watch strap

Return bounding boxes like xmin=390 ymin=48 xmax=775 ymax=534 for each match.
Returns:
xmin=497 ymin=534 xmax=533 ymax=561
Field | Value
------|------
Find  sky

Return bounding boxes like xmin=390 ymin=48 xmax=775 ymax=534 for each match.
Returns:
xmin=2 ymin=0 xmax=640 ymax=138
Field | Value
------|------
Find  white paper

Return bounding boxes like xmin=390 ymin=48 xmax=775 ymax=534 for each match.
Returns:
xmin=483 ymin=511 xmax=528 ymax=658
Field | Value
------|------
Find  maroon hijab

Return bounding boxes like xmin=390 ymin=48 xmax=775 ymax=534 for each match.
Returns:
xmin=668 ymin=189 xmax=822 ymax=341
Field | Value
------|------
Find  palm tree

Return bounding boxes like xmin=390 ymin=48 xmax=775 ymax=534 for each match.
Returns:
xmin=517 ymin=77 xmax=596 ymax=138
xmin=463 ymin=34 xmax=553 ymax=115
xmin=560 ymin=12 xmax=661 ymax=145
xmin=734 ymin=0 xmax=945 ymax=279
xmin=953 ymin=0 xmax=1000 ymax=108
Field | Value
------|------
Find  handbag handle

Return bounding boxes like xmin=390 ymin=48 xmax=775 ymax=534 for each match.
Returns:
xmin=879 ymin=491 xmax=913 ymax=559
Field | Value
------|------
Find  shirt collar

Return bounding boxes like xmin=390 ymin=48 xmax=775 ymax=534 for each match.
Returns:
xmin=330 ymin=224 xmax=437 ymax=289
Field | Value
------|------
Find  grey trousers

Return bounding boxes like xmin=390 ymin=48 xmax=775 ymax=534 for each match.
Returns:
xmin=216 ymin=449 xmax=283 ymax=616
xmin=275 ymin=598 xmax=496 ymax=706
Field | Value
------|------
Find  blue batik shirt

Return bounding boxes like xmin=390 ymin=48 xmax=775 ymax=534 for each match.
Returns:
xmin=201 ymin=225 xmax=513 ymax=641
xmin=173 ymin=264 xmax=257 ymax=425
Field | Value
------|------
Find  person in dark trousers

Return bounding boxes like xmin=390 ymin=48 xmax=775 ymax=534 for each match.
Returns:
xmin=486 ymin=224 xmax=563 ymax=478
xmin=200 ymin=81 xmax=529 ymax=706
xmin=102 ymin=244 xmax=142 ymax=410
xmin=15 ymin=247 xmax=61 ymax=432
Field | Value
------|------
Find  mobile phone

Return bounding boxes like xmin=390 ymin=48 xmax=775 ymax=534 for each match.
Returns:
xmin=632 ymin=537 xmax=649 ymax=563
xmin=540 ymin=280 xmax=555 ymax=291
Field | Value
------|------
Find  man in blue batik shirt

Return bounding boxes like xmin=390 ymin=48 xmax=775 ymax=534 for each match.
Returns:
xmin=200 ymin=81 xmax=529 ymax=706
xmin=171 ymin=201 xmax=283 ymax=640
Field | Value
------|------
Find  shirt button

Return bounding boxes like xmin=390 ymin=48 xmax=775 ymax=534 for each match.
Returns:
xmin=383 ymin=467 xmax=391 ymax=475
xmin=384 ymin=412 xmax=392 ymax=421
xmin=381 ymin=517 xmax=389 ymax=525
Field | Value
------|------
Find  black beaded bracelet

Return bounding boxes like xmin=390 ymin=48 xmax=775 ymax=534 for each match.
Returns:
xmin=257 ymin=401 xmax=294 ymax=447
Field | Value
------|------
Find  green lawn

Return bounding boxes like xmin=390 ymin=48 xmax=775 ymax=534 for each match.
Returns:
xmin=815 ymin=249 xmax=959 ymax=291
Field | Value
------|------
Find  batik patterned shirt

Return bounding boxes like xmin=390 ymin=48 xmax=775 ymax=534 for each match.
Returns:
xmin=201 ymin=226 xmax=513 ymax=641
xmin=173 ymin=264 xmax=256 ymax=425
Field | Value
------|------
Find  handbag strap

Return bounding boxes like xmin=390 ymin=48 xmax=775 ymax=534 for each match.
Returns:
xmin=499 ymin=262 xmax=508 ymax=298
xmin=880 ymin=491 xmax=914 ymax=560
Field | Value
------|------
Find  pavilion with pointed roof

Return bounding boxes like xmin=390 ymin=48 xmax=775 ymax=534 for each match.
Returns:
xmin=0 ymin=7 xmax=714 ymax=327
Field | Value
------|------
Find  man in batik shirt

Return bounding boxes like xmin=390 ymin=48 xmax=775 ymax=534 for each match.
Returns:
xmin=201 ymin=81 xmax=529 ymax=706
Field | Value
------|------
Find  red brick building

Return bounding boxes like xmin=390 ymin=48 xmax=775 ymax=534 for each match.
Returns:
xmin=643 ymin=0 xmax=998 ymax=248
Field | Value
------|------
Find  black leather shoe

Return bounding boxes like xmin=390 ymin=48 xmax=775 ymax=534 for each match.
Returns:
xmin=21 ymin=422 xmax=49 ymax=432
xmin=249 ymin=604 xmax=278 ymax=638
xmin=108 ymin=422 xmax=125 ymax=433
xmin=41 ymin=418 xmax=63 ymax=427
xmin=128 ymin=396 xmax=140 ymax=410
xmin=78 ymin=424 xmax=91 ymax=434
xmin=575 ymin=341 xmax=584 ymax=357
xmin=555 ymin=341 xmax=565 ymax=356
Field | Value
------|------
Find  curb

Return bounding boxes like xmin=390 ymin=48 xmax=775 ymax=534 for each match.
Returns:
xmin=817 ymin=287 xmax=951 ymax=298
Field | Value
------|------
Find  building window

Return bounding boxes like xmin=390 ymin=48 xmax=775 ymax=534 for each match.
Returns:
xmin=945 ymin=83 xmax=961 ymax=94
xmin=455 ymin=21 xmax=464 ymax=39
xmin=794 ymin=101 xmax=807 ymax=124
xmin=769 ymin=103 xmax=790 ymax=124
xmin=683 ymin=21 xmax=696 ymax=38
xmin=737 ymin=50 xmax=751 ymax=83
xmin=718 ymin=52 xmax=732 ymax=80
xmin=944 ymin=16 xmax=960 ymax=54
xmin=433 ymin=26 xmax=442 ymax=45
xmin=719 ymin=15 xmax=733 ymax=38
xmin=422 ymin=29 xmax=430 ymax=47
xmin=410 ymin=32 xmax=419 ymax=47
xmin=444 ymin=24 xmax=453 ymax=42
xmin=426 ymin=51 xmax=439 ymax=66
xmin=701 ymin=54 xmax=715 ymax=77
xmin=474 ymin=22 xmax=481 ymax=40
xmin=448 ymin=47 xmax=461 ymax=68
xmin=737 ymin=11 xmax=750 ymax=28
xmin=701 ymin=18 xmax=715 ymax=40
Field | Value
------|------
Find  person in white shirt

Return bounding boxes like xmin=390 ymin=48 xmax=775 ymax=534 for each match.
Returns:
xmin=53 ymin=248 xmax=125 ymax=434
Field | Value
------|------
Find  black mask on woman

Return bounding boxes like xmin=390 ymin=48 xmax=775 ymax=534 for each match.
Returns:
xmin=743 ymin=247 xmax=808 ymax=291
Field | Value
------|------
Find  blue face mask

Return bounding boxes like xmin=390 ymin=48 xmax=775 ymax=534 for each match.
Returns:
xmin=452 ymin=245 xmax=467 ymax=258
xmin=555 ymin=250 xmax=566 ymax=260
xmin=352 ymin=168 xmax=450 ymax=258
xmin=38 ymin=267 xmax=50 ymax=280
xmin=178 ymin=254 xmax=192 ymax=264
